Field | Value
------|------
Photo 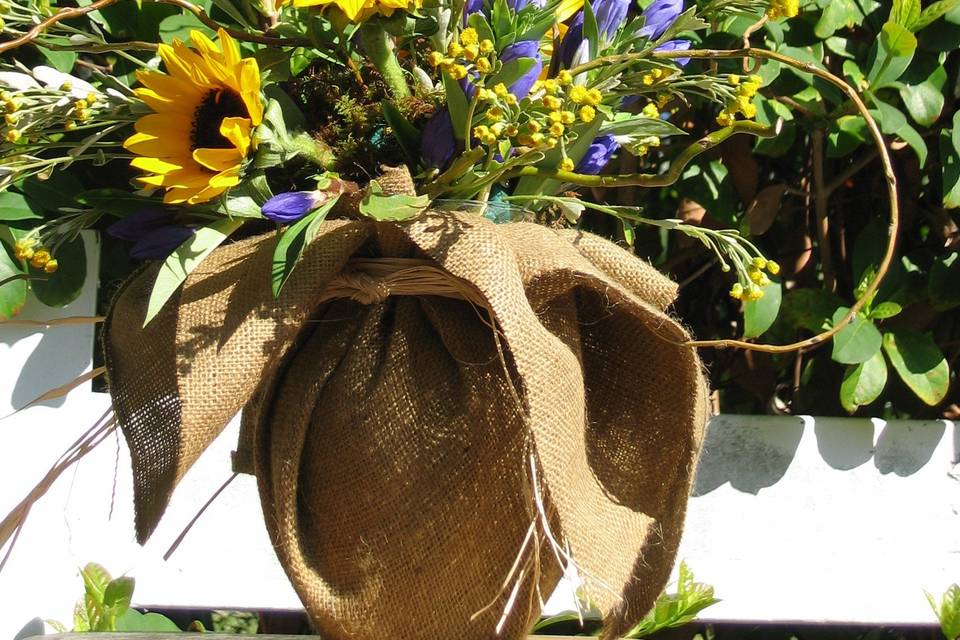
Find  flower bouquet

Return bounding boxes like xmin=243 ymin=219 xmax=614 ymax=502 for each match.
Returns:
xmin=0 ymin=0 xmax=896 ymax=636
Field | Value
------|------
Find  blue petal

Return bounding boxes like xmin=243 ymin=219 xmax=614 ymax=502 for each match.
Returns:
xmin=576 ymin=135 xmax=620 ymax=174
xmin=129 ymin=226 xmax=195 ymax=260
xmin=500 ymin=41 xmax=543 ymax=98
xmin=421 ymin=107 xmax=457 ymax=169
xmin=638 ymin=0 xmax=683 ymax=40
xmin=107 ymin=209 xmax=174 ymax=241
xmin=262 ymin=191 xmax=321 ymax=223
xmin=655 ymin=39 xmax=692 ymax=65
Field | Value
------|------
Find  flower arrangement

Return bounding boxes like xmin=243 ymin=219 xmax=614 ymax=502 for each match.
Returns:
xmin=0 ymin=0 xmax=835 ymax=323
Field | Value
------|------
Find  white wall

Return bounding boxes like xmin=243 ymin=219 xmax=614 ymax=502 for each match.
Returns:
xmin=1 ymin=237 xmax=957 ymax=636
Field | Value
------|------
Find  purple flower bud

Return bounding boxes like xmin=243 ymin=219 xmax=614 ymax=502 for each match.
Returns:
xmin=106 ymin=209 xmax=174 ymax=241
xmin=262 ymin=191 xmax=324 ymax=223
xmin=638 ymin=0 xmax=683 ymax=40
xmin=500 ymin=41 xmax=543 ymax=98
xmin=464 ymin=0 xmax=484 ymax=16
xmin=559 ymin=14 xmax=585 ymax=69
xmin=559 ymin=0 xmax=629 ymax=67
xmin=508 ymin=0 xmax=545 ymax=10
xmin=129 ymin=225 xmax=195 ymax=260
xmin=655 ymin=38 xmax=691 ymax=65
xmin=576 ymin=134 xmax=620 ymax=174
xmin=421 ymin=107 xmax=457 ymax=169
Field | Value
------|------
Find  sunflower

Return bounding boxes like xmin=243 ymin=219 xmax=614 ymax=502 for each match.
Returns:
xmin=125 ymin=28 xmax=263 ymax=205
xmin=288 ymin=0 xmax=421 ymax=23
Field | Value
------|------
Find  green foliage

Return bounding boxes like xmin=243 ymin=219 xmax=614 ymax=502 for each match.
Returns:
xmin=624 ymin=562 xmax=720 ymax=638
xmin=926 ymin=584 xmax=960 ymax=640
xmin=49 ymin=563 xmax=181 ymax=632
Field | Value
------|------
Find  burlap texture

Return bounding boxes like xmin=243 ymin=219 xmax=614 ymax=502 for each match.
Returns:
xmin=104 ymin=205 xmax=708 ymax=639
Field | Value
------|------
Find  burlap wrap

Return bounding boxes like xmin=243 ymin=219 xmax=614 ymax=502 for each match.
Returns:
xmin=104 ymin=185 xmax=708 ymax=639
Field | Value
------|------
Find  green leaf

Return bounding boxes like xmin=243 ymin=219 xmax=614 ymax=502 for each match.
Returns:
xmin=831 ymin=307 xmax=883 ymax=364
xmin=742 ymin=281 xmax=781 ymax=339
xmin=899 ymin=80 xmax=945 ymax=126
xmin=467 ymin=13 xmax=496 ymax=44
xmin=870 ymin=301 xmax=902 ymax=319
xmin=827 ymin=115 xmax=868 ymax=157
xmin=381 ymin=101 xmax=422 ymax=165
xmin=867 ymin=22 xmax=917 ymax=88
xmin=942 ymin=111 xmax=960 ymax=209
xmin=271 ymin=197 xmax=338 ymax=297
xmin=882 ymin=330 xmax=950 ymax=405
xmin=599 ymin=114 xmax=686 ymax=138
xmin=23 ymin=171 xmax=84 ymax=213
xmin=929 ymin=251 xmax=960 ymax=309
xmin=81 ymin=563 xmax=112 ymax=605
xmin=897 ymin=122 xmax=928 ymax=166
xmin=913 ymin=0 xmax=960 ymax=30
xmin=0 ymin=239 xmax=28 ymax=319
xmin=815 ymin=0 xmax=859 ymax=38
xmin=157 ymin=12 xmax=213 ymax=42
xmin=115 ymin=609 xmax=182 ymax=632
xmin=37 ymin=47 xmax=76 ymax=73
xmin=0 ymin=191 xmax=41 ymax=222
xmin=143 ymin=218 xmax=243 ymax=327
xmin=103 ymin=576 xmax=135 ymax=612
xmin=891 ymin=0 xmax=921 ymax=29
xmin=31 ymin=235 xmax=86 ymax=308
xmin=489 ymin=57 xmax=536 ymax=90
xmin=442 ymin=71 xmax=469 ymax=141
xmin=926 ymin=584 xmax=960 ymax=640
xmin=359 ymin=187 xmax=430 ymax=221
xmin=583 ymin=0 xmax=599 ymax=59
xmin=840 ymin=350 xmax=888 ymax=413
xmin=782 ymin=288 xmax=844 ymax=332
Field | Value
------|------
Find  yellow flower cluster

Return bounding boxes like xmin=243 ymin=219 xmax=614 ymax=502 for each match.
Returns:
xmin=1 ymin=90 xmax=22 ymax=144
xmin=467 ymin=70 xmax=604 ymax=172
xmin=426 ymin=28 xmax=496 ymax=81
xmin=716 ymin=74 xmax=761 ymax=126
xmin=729 ymin=257 xmax=779 ymax=301
xmin=13 ymin=237 xmax=59 ymax=273
xmin=766 ymin=0 xmax=799 ymax=20
xmin=640 ymin=67 xmax=671 ymax=87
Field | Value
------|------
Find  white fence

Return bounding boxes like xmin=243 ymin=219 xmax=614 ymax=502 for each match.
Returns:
xmin=1 ymin=235 xmax=957 ymax=636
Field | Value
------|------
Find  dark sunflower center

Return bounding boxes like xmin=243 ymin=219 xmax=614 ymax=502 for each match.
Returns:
xmin=191 ymin=88 xmax=247 ymax=150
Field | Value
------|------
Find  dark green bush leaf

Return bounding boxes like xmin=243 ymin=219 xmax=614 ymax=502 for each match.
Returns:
xmin=929 ymin=251 xmax=960 ymax=309
xmin=743 ymin=281 xmax=781 ymax=339
xmin=870 ymin=301 xmax=903 ymax=319
xmin=0 ymin=240 xmax=27 ymax=320
xmin=782 ymin=289 xmax=844 ymax=332
xmin=840 ymin=350 xmax=888 ymax=413
xmin=0 ymin=191 xmax=41 ymax=222
xmin=831 ymin=307 xmax=883 ymax=364
xmin=31 ymin=235 xmax=86 ymax=308
xmin=882 ymin=330 xmax=950 ymax=405
xmin=941 ymin=111 xmax=960 ymax=208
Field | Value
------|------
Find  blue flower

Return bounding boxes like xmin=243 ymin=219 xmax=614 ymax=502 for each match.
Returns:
xmin=500 ymin=41 xmax=542 ymax=98
xmin=107 ymin=209 xmax=195 ymax=260
xmin=262 ymin=191 xmax=325 ymax=223
xmin=654 ymin=38 xmax=691 ymax=65
xmin=559 ymin=0 xmax=630 ymax=68
xmin=421 ymin=107 xmax=457 ymax=169
xmin=576 ymin=134 xmax=620 ymax=174
xmin=638 ymin=0 xmax=683 ymax=40
xmin=129 ymin=226 xmax=195 ymax=260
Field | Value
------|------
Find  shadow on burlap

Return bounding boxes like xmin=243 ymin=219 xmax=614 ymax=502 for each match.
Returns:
xmin=104 ymin=186 xmax=708 ymax=639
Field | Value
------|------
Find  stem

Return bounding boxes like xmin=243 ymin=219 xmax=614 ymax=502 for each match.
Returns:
xmin=358 ymin=22 xmax=411 ymax=100
xmin=503 ymin=120 xmax=780 ymax=188
xmin=284 ymin=132 xmax=336 ymax=169
xmin=811 ymin=128 xmax=836 ymax=292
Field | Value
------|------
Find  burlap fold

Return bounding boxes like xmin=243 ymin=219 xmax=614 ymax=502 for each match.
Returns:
xmin=104 ymin=204 xmax=708 ymax=639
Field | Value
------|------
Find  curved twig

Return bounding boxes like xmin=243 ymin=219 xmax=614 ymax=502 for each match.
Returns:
xmin=0 ymin=0 xmax=121 ymax=55
xmin=649 ymin=47 xmax=899 ymax=354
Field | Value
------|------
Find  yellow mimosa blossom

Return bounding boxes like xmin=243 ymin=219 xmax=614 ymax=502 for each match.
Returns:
xmin=124 ymin=29 xmax=264 ymax=205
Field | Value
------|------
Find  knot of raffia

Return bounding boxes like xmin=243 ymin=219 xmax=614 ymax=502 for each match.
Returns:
xmin=318 ymin=258 xmax=489 ymax=310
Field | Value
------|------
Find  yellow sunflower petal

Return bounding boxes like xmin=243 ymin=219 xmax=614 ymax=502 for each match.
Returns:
xmin=131 ymin=156 xmax=184 ymax=175
xmin=163 ymin=185 xmax=206 ymax=204
xmin=189 ymin=30 xmax=233 ymax=85
xmin=135 ymin=69 xmax=203 ymax=100
xmin=192 ymin=147 xmax=242 ymax=172
xmin=335 ymin=0 xmax=366 ymax=21
xmin=134 ymin=87 xmax=195 ymax=115
xmin=170 ymin=39 xmax=217 ymax=85
xmin=219 ymin=117 xmax=253 ymax=156
xmin=124 ymin=131 xmax=191 ymax=158
xmin=208 ymin=169 xmax=241 ymax=189
xmin=236 ymin=59 xmax=263 ymax=125
xmin=134 ymin=113 xmax=194 ymax=139
xmin=555 ymin=0 xmax=583 ymax=23
xmin=217 ymin=28 xmax=241 ymax=68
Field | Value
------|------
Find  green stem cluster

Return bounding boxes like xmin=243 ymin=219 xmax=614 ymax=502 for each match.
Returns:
xmin=358 ymin=21 xmax=410 ymax=100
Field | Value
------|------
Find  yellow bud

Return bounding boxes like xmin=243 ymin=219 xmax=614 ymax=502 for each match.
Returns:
xmin=542 ymin=95 xmax=563 ymax=111
xmin=559 ymin=157 xmax=575 ymax=171
xmin=465 ymin=44 xmax=480 ymax=61
xmin=652 ymin=68 xmax=663 ymax=79
xmin=64 ymin=120 xmax=77 ymax=131
xmin=4 ymin=113 xmax=17 ymax=125
xmin=4 ymin=128 xmax=20 ymax=143
xmin=716 ymin=110 xmax=735 ymax=126
xmin=747 ymin=285 xmax=764 ymax=301
xmin=766 ymin=260 xmax=780 ymax=275
xmin=642 ymin=103 xmax=659 ymax=118
xmin=569 ymin=85 xmax=588 ymax=104
xmin=586 ymin=88 xmax=602 ymax=105
xmin=490 ymin=122 xmax=506 ymax=137
xmin=5 ymin=98 xmax=19 ymax=112
xmin=488 ymin=106 xmax=505 ymax=120
xmin=549 ymin=122 xmax=565 ymax=137
xmin=548 ymin=111 xmax=563 ymax=123
xmin=481 ymin=133 xmax=497 ymax=145
xmin=448 ymin=64 xmax=468 ymax=80
xmin=748 ymin=267 xmax=763 ymax=284
xmin=526 ymin=120 xmax=541 ymax=133
xmin=642 ymin=74 xmax=655 ymax=86
xmin=544 ymin=136 xmax=558 ymax=148
xmin=656 ymin=93 xmax=672 ymax=108
xmin=43 ymin=259 xmax=59 ymax=274
xmin=579 ymin=105 xmax=596 ymax=123
xmin=529 ymin=132 xmax=544 ymax=144
xmin=60 ymin=80 xmax=72 ymax=91
xmin=557 ymin=70 xmax=573 ymax=86
xmin=473 ymin=125 xmax=490 ymax=140
xmin=0 ymin=91 xmax=10 ymax=101
xmin=505 ymin=94 xmax=518 ymax=106
xmin=460 ymin=27 xmax=479 ymax=45
xmin=741 ymin=103 xmax=757 ymax=119
xmin=479 ymin=39 xmax=495 ymax=54
xmin=560 ymin=110 xmax=575 ymax=124
xmin=543 ymin=79 xmax=559 ymax=94
xmin=517 ymin=134 xmax=535 ymax=146
xmin=74 ymin=99 xmax=88 ymax=111
xmin=505 ymin=124 xmax=519 ymax=137
xmin=86 ymin=92 xmax=98 ymax=103
xmin=494 ymin=83 xmax=509 ymax=98
xmin=475 ymin=57 xmax=491 ymax=73
xmin=727 ymin=74 xmax=741 ymax=85
xmin=477 ymin=88 xmax=494 ymax=101
xmin=30 ymin=249 xmax=51 ymax=268
xmin=426 ymin=51 xmax=445 ymax=67
xmin=729 ymin=283 xmax=744 ymax=300
xmin=447 ymin=42 xmax=463 ymax=57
